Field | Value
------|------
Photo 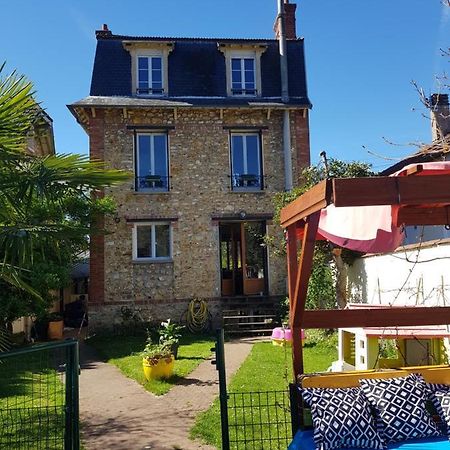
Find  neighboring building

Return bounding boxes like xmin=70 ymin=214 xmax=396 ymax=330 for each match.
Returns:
xmin=27 ymin=106 xmax=56 ymax=156
xmin=68 ymin=1 xmax=311 ymax=330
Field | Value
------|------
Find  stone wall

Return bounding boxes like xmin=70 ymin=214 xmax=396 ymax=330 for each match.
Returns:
xmin=87 ymin=106 xmax=309 ymax=326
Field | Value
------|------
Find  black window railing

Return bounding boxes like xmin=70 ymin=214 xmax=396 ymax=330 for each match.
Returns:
xmin=135 ymin=175 xmax=169 ymax=192
xmin=136 ymin=87 xmax=165 ymax=95
xmin=231 ymin=88 xmax=257 ymax=96
xmin=231 ymin=174 xmax=264 ymax=191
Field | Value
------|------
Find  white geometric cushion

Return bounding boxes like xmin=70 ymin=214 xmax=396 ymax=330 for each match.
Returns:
xmin=301 ymin=386 xmax=385 ymax=450
xmin=360 ymin=374 xmax=441 ymax=443
xmin=426 ymin=383 xmax=450 ymax=435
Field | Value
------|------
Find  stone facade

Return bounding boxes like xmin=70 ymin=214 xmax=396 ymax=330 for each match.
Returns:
xmin=84 ymin=106 xmax=309 ymax=328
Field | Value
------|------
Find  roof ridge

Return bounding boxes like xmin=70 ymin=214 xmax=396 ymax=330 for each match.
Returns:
xmin=96 ymin=32 xmax=303 ymax=43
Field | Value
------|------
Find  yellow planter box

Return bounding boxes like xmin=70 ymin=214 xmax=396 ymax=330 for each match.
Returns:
xmin=142 ymin=356 xmax=175 ymax=380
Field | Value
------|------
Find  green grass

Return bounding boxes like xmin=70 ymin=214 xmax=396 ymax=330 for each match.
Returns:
xmin=0 ymin=351 xmax=66 ymax=450
xmin=191 ymin=338 xmax=337 ymax=449
xmin=88 ymin=333 xmax=215 ymax=395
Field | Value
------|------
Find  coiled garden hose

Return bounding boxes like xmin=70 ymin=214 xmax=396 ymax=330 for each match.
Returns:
xmin=186 ymin=299 xmax=210 ymax=333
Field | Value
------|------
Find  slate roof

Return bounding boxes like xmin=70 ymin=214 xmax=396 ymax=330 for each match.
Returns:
xmin=88 ymin=33 xmax=311 ymax=107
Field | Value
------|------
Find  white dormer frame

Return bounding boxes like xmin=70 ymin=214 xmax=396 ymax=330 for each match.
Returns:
xmin=218 ymin=44 xmax=267 ymax=97
xmin=123 ymin=41 xmax=174 ymax=97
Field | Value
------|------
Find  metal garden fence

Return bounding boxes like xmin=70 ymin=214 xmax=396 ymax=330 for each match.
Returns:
xmin=0 ymin=339 xmax=79 ymax=450
xmin=214 ymin=330 xmax=292 ymax=450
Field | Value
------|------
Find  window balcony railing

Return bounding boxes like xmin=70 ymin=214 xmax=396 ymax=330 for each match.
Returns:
xmin=231 ymin=174 xmax=264 ymax=191
xmin=135 ymin=175 xmax=169 ymax=192
xmin=136 ymin=87 xmax=165 ymax=95
xmin=231 ymin=88 xmax=257 ymax=96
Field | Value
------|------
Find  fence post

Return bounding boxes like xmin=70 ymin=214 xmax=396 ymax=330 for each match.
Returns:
xmin=65 ymin=339 xmax=80 ymax=450
xmin=214 ymin=329 xmax=230 ymax=450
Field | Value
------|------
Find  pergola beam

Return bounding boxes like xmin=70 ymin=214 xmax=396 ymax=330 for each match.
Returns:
xmin=333 ymin=175 xmax=450 ymax=207
xmin=302 ymin=307 xmax=450 ymax=329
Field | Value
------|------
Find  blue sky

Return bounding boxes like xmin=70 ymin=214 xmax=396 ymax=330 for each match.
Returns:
xmin=1 ymin=0 xmax=448 ymax=171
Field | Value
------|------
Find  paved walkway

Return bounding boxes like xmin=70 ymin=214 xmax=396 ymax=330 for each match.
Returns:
xmin=79 ymin=338 xmax=254 ymax=450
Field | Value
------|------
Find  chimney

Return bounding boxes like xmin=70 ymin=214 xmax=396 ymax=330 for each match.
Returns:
xmin=95 ymin=23 xmax=112 ymax=40
xmin=430 ymin=93 xmax=450 ymax=141
xmin=274 ymin=0 xmax=297 ymax=40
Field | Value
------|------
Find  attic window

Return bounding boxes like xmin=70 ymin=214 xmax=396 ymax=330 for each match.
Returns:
xmin=137 ymin=55 xmax=164 ymax=96
xmin=218 ymin=45 xmax=267 ymax=98
xmin=231 ymin=57 xmax=256 ymax=96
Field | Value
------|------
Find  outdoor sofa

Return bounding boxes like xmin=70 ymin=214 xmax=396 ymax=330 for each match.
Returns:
xmin=288 ymin=366 xmax=450 ymax=450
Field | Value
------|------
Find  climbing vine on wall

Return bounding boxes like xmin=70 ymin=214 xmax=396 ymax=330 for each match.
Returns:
xmin=270 ymin=158 xmax=374 ymax=310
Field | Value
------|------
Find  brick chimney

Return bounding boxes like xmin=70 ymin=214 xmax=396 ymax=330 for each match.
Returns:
xmin=430 ymin=93 xmax=450 ymax=141
xmin=95 ymin=23 xmax=112 ymax=39
xmin=274 ymin=0 xmax=297 ymax=40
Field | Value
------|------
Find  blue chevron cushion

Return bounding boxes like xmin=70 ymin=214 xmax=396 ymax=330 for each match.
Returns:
xmin=301 ymin=386 xmax=385 ymax=450
xmin=360 ymin=374 xmax=441 ymax=444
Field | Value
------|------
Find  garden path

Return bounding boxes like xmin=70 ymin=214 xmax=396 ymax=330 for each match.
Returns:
xmin=78 ymin=337 xmax=254 ymax=450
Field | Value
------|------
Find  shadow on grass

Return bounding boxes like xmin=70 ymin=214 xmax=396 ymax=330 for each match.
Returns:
xmin=162 ymin=374 xmax=217 ymax=387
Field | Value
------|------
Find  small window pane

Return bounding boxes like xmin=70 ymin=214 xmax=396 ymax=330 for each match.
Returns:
xmin=138 ymin=57 xmax=148 ymax=70
xmin=231 ymin=58 xmax=241 ymax=70
xmin=152 ymin=57 xmax=162 ymax=70
xmin=232 ymin=69 xmax=242 ymax=84
xmin=244 ymin=58 xmax=254 ymax=71
xmin=153 ymin=135 xmax=167 ymax=177
xmin=137 ymin=226 xmax=152 ymax=258
xmin=138 ymin=135 xmax=151 ymax=175
xmin=139 ymin=69 xmax=149 ymax=83
xmin=245 ymin=135 xmax=260 ymax=176
xmin=152 ymin=69 xmax=162 ymax=83
xmin=231 ymin=135 xmax=244 ymax=175
xmin=155 ymin=225 xmax=170 ymax=258
xmin=245 ymin=70 xmax=255 ymax=84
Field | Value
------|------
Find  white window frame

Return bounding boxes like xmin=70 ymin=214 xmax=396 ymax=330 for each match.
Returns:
xmin=136 ymin=53 xmax=164 ymax=96
xmin=230 ymin=56 xmax=256 ymax=96
xmin=135 ymin=132 xmax=169 ymax=192
xmin=132 ymin=222 xmax=172 ymax=262
xmin=123 ymin=41 xmax=174 ymax=98
xmin=230 ymin=132 xmax=263 ymax=191
xmin=218 ymin=45 xmax=266 ymax=97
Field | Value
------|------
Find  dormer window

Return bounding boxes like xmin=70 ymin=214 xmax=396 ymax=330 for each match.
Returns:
xmin=231 ymin=57 xmax=256 ymax=96
xmin=123 ymin=41 xmax=173 ymax=97
xmin=219 ymin=44 xmax=267 ymax=97
xmin=137 ymin=55 xmax=163 ymax=95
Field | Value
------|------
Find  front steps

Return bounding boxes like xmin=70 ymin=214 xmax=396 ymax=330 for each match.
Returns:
xmin=221 ymin=295 xmax=283 ymax=336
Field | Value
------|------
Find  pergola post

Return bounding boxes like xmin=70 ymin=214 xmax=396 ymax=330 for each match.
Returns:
xmin=289 ymin=212 xmax=320 ymax=379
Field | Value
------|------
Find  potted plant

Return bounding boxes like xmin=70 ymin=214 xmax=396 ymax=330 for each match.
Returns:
xmin=47 ymin=312 xmax=64 ymax=340
xmin=141 ymin=340 xmax=174 ymax=380
xmin=159 ymin=319 xmax=184 ymax=359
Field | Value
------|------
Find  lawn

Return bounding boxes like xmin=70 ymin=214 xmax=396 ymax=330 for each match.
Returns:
xmin=191 ymin=335 xmax=337 ymax=449
xmin=87 ymin=333 xmax=215 ymax=395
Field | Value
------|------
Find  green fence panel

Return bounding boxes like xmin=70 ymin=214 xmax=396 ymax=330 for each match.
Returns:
xmin=0 ymin=339 xmax=79 ymax=450
xmin=215 ymin=330 xmax=292 ymax=450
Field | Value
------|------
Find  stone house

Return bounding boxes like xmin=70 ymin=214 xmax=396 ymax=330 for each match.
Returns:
xmin=68 ymin=1 xmax=311 ymax=330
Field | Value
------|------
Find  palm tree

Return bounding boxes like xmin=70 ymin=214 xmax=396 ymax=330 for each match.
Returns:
xmin=0 ymin=63 xmax=130 ymax=347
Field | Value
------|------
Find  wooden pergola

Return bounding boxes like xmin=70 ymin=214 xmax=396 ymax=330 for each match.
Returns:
xmin=280 ymin=170 xmax=450 ymax=378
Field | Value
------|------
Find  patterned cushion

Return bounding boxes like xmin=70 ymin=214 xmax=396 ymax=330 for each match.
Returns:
xmin=301 ymin=386 xmax=385 ymax=450
xmin=360 ymin=374 xmax=441 ymax=443
xmin=426 ymin=383 xmax=450 ymax=435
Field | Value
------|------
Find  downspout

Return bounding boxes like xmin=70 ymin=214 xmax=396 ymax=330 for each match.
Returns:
xmin=277 ymin=0 xmax=293 ymax=191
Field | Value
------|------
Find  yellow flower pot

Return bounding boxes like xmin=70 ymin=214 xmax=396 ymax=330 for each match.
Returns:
xmin=47 ymin=320 xmax=64 ymax=340
xmin=142 ymin=356 xmax=175 ymax=380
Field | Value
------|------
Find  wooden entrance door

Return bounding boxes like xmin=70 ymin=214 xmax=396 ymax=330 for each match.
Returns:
xmin=220 ymin=221 xmax=267 ymax=296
